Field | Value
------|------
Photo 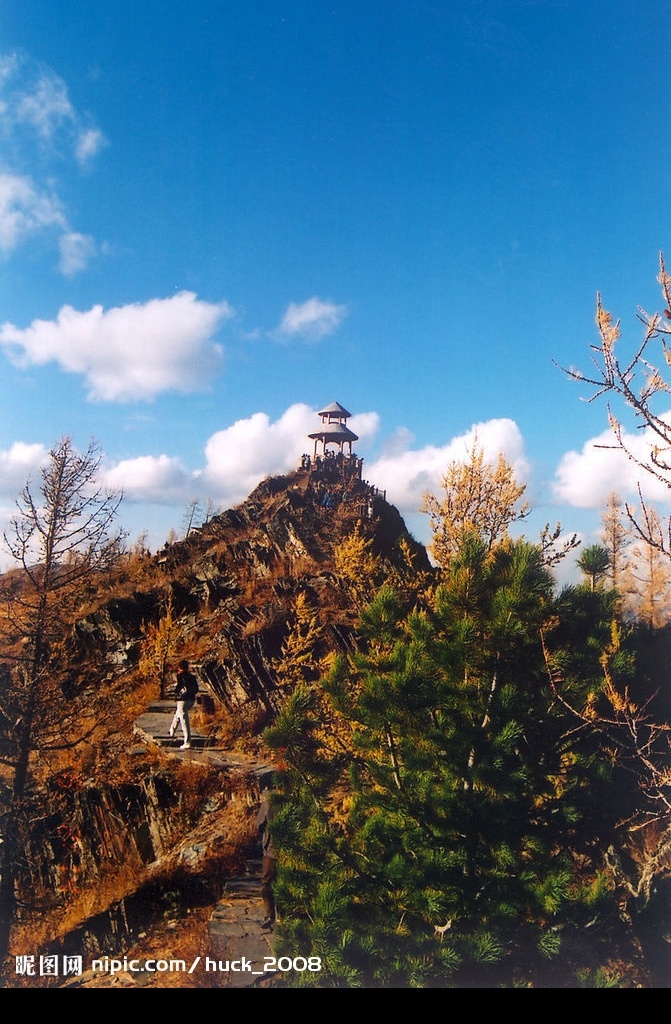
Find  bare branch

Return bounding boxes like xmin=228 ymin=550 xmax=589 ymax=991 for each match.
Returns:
xmin=558 ymin=253 xmax=671 ymax=558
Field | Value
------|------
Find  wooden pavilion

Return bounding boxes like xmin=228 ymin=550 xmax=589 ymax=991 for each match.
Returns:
xmin=307 ymin=401 xmax=359 ymax=459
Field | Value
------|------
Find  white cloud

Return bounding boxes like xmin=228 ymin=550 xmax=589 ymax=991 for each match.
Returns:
xmin=0 ymin=292 xmax=232 ymax=402
xmin=348 ymin=411 xmax=381 ymax=446
xmin=59 ymin=231 xmax=96 ymax=276
xmin=277 ymin=297 xmax=348 ymax=341
xmin=1 ymin=53 xmax=107 ymax=160
xmin=553 ymin=420 xmax=671 ymax=510
xmin=0 ymin=441 xmax=47 ymax=498
xmin=0 ymin=51 xmax=107 ymax=270
xmin=14 ymin=67 xmax=75 ymax=139
xmin=0 ymin=53 xmax=19 ymax=87
xmin=200 ymin=403 xmax=319 ymax=505
xmin=367 ymin=418 xmax=530 ymax=518
xmin=75 ymin=127 xmax=106 ymax=166
xmin=0 ymin=172 xmax=66 ymax=253
xmin=103 ymin=454 xmax=190 ymax=504
xmin=380 ymin=426 xmax=416 ymax=457
xmin=0 ymin=442 xmax=55 ymax=570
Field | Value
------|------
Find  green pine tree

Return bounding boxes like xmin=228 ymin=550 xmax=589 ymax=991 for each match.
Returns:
xmin=264 ymin=535 xmax=628 ymax=987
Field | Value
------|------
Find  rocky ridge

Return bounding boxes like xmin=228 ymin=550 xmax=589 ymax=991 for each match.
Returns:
xmin=5 ymin=459 xmax=431 ymax=986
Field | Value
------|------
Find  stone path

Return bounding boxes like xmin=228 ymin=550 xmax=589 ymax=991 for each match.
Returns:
xmin=133 ymin=700 xmax=278 ymax=988
xmin=133 ymin=700 xmax=275 ymax=779
xmin=207 ymin=858 xmax=279 ymax=988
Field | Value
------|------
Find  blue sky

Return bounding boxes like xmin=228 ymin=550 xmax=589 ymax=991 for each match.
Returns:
xmin=2 ymin=0 xmax=670 ymax=578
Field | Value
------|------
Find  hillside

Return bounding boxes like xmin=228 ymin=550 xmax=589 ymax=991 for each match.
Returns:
xmin=0 ymin=458 xmax=431 ymax=987
xmin=2 ymin=455 xmax=671 ymax=989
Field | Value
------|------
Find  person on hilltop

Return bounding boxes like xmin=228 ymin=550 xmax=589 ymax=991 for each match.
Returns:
xmin=169 ymin=659 xmax=199 ymax=750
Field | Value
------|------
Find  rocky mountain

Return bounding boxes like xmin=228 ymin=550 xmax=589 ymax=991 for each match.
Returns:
xmin=3 ymin=455 xmax=432 ymax=986
xmin=80 ymin=456 xmax=430 ymax=714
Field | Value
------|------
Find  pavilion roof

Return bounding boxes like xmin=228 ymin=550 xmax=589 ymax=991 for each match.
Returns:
xmin=308 ymin=421 xmax=359 ymax=442
xmin=318 ymin=401 xmax=352 ymax=419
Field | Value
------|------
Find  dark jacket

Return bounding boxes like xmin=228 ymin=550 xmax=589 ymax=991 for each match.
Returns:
xmin=175 ymin=670 xmax=199 ymax=702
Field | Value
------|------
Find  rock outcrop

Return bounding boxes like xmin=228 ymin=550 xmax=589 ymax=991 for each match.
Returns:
xmin=74 ymin=461 xmax=431 ymax=714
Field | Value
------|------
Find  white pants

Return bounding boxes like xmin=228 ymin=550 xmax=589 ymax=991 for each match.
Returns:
xmin=170 ymin=700 xmax=194 ymax=742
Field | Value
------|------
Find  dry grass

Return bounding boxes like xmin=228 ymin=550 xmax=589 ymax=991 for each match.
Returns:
xmin=11 ymin=856 xmax=146 ymax=958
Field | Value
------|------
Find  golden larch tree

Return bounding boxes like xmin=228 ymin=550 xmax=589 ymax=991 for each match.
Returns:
xmin=421 ymin=439 xmax=530 ymax=567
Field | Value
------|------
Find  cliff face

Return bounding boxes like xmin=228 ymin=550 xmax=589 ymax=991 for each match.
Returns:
xmin=3 ymin=462 xmax=433 ymax=973
xmin=22 ymin=759 xmax=258 ymax=967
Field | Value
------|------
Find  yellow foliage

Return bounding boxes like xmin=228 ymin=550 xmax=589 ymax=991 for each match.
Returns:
xmin=334 ymin=522 xmax=380 ymax=599
xmin=421 ymin=439 xmax=529 ymax=567
xmin=138 ymin=593 xmax=184 ymax=695
xmin=273 ymin=590 xmax=324 ymax=691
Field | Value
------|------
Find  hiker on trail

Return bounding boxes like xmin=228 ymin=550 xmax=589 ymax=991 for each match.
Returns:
xmin=256 ymin=785 xmax=277 ymax=929
xmin=169 ymin=659 xmax=199 ymax=750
